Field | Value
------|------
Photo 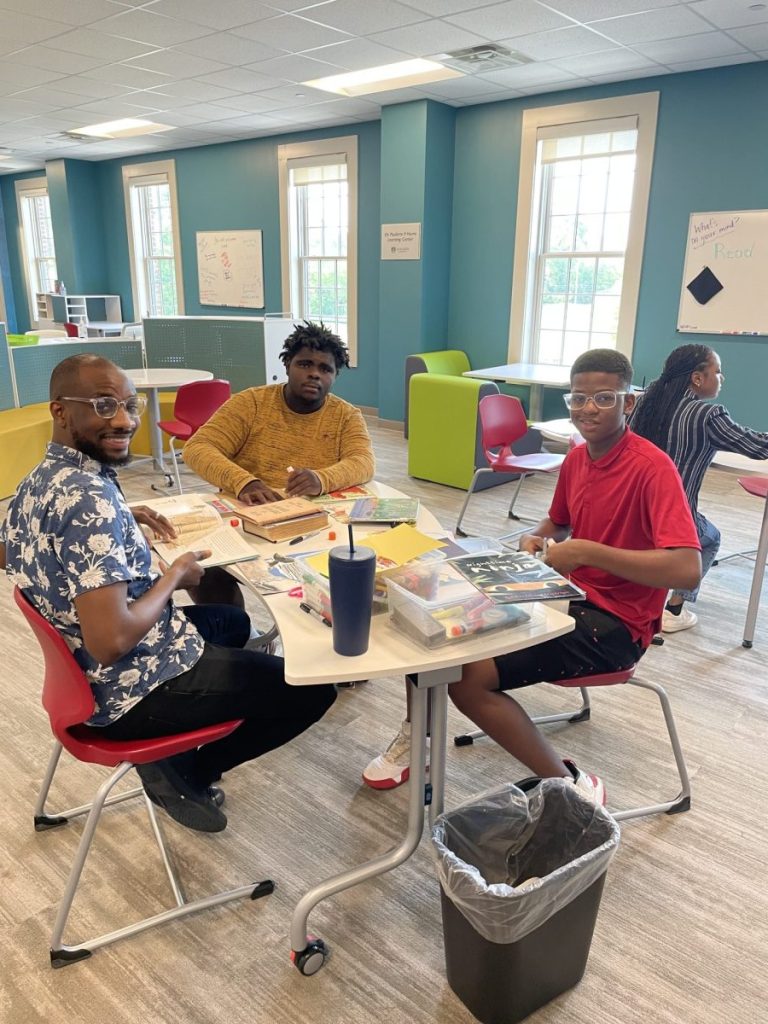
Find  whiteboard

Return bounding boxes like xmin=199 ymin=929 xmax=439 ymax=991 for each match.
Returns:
xmin=196 ymin=230 xmax=264 ymax=309
xmin=677 ymin=210 xmax=768 ymax=336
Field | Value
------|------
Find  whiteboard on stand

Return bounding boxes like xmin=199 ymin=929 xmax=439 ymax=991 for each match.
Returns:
xmin=677 ymin=210 xmax=768 ymax=336
xmin=197 ymin=230 xmax=264 ymax=309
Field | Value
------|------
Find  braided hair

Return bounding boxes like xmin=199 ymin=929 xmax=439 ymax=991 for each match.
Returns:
xmin=630 ymin=344 xmax=714 ymax=449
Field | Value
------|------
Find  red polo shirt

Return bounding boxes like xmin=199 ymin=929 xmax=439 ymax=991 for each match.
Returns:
xmin=549 ymin=428 xmax=700 ymax=648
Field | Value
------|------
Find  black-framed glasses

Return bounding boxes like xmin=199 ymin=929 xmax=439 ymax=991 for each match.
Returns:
xmin=563 ymin=390 xmax=629 ymax=411
xmin=60 ymin=395 xmax=147 ymax=419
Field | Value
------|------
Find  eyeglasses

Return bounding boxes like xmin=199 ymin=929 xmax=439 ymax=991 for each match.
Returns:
xmin=563 ymin=390 xmax=628 ymax=411
xmin=60 ymin=395 xmax=147 ymax=419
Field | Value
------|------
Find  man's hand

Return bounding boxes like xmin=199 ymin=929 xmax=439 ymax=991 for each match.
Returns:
xmin=159 ymin=550 xmax=211 ymax=589
xmin=131 ymin=505 xmax=177 ymax=541
xmin=285 ymin=467 xmax=322 ymax=497
xmin=518 ymin=533 xmax=547 ymax=556
xmin=237 ymin=480 xmax=283 ymax=504
xmin=545 ymin=539 xmax=591 ymax=576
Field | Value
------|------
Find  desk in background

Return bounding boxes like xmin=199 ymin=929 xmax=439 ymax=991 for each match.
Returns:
xmin=464 ymin=363 xmax=571 ymax=420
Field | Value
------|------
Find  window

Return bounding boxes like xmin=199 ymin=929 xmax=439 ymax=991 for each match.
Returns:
xmin=509 ymin=94 xmax=658 ymax=366
xmin=15 ymin=178 xmax=58 ymax=323
xmin=279 ymin=137 xmax=358 ymax=364
xmin=122 ymin=160 xmax=183 ymax=318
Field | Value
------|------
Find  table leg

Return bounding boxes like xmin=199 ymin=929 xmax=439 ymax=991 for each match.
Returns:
xmin=139 ymin=387 xmax=167 ymax=474
xmin=528 ymin=384 xmax=544 ymax=420
xmin=742 ymin=494 xmax=768 ymax=647
xmin=289 ymin=666 xmax=460 ymax=974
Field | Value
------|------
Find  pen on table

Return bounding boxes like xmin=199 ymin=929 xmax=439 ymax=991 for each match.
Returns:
xmin=299 ymin=602 xmax=332 ymax=628
xmin=289 ymin=526 xmax=327 ymax=546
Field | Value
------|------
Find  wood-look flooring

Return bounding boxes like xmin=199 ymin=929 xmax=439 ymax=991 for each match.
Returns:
xmin=1 ymin=419 xmax=766 ymax=1024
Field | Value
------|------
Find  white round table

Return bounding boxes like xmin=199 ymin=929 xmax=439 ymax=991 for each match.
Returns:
xmin=126 ymin=367 xmax=213 ymax=472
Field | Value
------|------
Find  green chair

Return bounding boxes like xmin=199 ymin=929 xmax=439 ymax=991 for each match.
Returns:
xmin=404 ymin=350 xmax=471 ymax=438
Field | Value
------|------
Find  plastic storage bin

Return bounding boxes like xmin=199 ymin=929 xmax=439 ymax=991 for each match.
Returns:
xmin=432 ymin=780 xmax=620 ymax=1024
xmin=385 ymin=561 xmax=529 ymax=648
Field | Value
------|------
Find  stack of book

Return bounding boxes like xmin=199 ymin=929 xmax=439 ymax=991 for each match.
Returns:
xmin=237 ymin=496 xmax=329 ymax=542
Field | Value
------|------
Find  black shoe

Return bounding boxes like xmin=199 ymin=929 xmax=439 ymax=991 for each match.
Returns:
xmin=137 ymin=760 xmax=227 ymax=833
xmin=208 ymin=785 xmax=225 ymax=808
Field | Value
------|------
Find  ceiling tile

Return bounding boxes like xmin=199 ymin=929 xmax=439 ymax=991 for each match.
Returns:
xmin=445 ymin=1 xmax=573 ymax=39
xmin=65 ymin=96 xmax=165 ymax=117
xmin=665 ymin=51 xmax=760 ymax=71
xmin=477 ymin=62 xmax=581 ymax=87
xmin=419 ymin=75 xmax=509 ymax=98
xmin=40 ymin=28 xmax=161 ymax=61
xmin=0 ymin=11 xmax=72 ymax=49
xmin=728 ymin=23 xmax=768 ymax=48
xmin=2 ymin=44 xmax=106 ymax=74
xmin=95 ymin=8 xmax=215 ymax=46
xmin=592 ymin=7 xmax=714 ymax=45
xmin=0 ymin=96 xmax=53 ymax=117
xmin=80 ymin=64 xmax=173 ymax=89
xmin=245 ymin=52 xmax=344 ymax=81
xmin=687 ymin=0 xmax=768 ymax=31
xmin=232 ymin=13 xmax=352 ymax=51
xmin=499 ymin=25 xmax=620 ymax=60
xmin=0 ymin=64 xmax=66 ymax=88
xmin=634 ymin=30 xmax=747 ymax=62
xmin=299 ymin=38 xmax=411 ymax=70
xmin=195 ymin=67 xmax=283 ymax=92
xmin=141 ymin=79 xmax=241 ymax=102
xmin=123 ymin=50 xmax=230 ymax=78
xmin=544 ymin=0 xmax=683 ymax=20
xmin=369 ymin=19 xmax=487 ymax=55
xmin=0 ymin=0 xmax=120 ymax=26
xmin=150 ymin=0 xmax=278 ymax=31
xmin=172 ymin=32 xmax=284 ymax=66
xmin=553 ymin=48 xmax=659 ymax=74
xmin=306 ymin=0 xmax=425 ymax=35
xmin=399 ymin=0 xmax=508 ymax=13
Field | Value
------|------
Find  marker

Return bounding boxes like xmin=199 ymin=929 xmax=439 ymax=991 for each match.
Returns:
xmin=299 ymin=602 xmax=332 ymax=628
xmin=286 ymin=465 xmax=295 ymax=473
xmin=289 ymin=526 xmax=327 ymax=546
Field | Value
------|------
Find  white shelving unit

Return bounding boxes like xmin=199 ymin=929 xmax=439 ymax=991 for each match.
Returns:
xmin=38 ymin=293 xmax=123 ymax=335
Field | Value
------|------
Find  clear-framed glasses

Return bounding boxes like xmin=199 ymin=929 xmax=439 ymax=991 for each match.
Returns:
xmin=563 ymin=390 xmax=628 ymax=411
xmin=60 ymin=395 xmax=147 ymax=419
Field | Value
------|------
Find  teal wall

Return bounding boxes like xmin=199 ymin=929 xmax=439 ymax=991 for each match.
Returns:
xmin=1 ymin=61 xmax=767 ymax=424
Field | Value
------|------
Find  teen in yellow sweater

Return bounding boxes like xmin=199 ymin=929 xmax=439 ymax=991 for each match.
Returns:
xmin=184 ymin=322 xmax=375 ymax=503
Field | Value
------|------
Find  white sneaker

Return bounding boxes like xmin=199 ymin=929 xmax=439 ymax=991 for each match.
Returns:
xmin=563 ymin=759 xmax=607 ymax=807
xmin=661 ymin=606 xmax=698 ymax=633
xmin=362 ymin=721 xmax=429 ymax=790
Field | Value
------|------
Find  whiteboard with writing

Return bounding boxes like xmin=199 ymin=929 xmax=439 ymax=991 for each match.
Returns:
xmin=677 ymin=210 xmax=768 ymax=335
xmin=196 ymin=230 xmax=264 ymax=309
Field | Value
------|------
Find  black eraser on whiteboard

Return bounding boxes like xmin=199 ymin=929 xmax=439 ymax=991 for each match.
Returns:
xmin=687 ymin=266 xmax=723 ymax=305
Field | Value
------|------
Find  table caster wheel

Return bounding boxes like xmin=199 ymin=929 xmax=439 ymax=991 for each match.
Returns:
xmin=291 ymin=937 xmax=328 ymax=976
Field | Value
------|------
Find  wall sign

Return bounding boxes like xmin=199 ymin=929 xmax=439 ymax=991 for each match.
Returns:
xmin=381 ymin=223 xmax=421 ymax=261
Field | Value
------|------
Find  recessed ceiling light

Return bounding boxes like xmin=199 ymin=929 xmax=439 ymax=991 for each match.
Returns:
xmin=66 ymin=118 xmax=173 ymax=140
xmin=303 ymin=58 xmax=463 ymax=97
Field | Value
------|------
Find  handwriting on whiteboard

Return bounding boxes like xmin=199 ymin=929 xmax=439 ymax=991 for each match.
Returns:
xmin=690 ymin=214 xmax=740 ymax=250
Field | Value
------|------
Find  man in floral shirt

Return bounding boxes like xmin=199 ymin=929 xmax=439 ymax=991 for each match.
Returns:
xmin=1 ymin=354 xmax=335 ymax=833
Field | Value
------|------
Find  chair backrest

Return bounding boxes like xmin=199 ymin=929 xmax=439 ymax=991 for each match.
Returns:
xmin=63 ymin=322 xmax=80 ymax=337
xmin=174 ymin=379 xmax=231 ymax=432
xmin=478 ymin=393 xmax=529 ymax=452
xmin=13 ymin=588 xmax=95 ymax=739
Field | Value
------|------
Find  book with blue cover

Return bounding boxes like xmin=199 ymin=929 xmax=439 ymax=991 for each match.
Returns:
xmin=450 ymin=550 xmax=585 ymax=604
xmin=348 ymin=497 xmax=420 ymax=524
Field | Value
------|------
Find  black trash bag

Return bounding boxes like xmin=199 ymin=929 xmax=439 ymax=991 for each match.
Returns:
xmin=432 ymin=779 xmax=620 ymax=944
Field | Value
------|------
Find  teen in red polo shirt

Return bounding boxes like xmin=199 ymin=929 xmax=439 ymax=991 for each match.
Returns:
xmin=448 ymin=348 xmax=701 ymax=804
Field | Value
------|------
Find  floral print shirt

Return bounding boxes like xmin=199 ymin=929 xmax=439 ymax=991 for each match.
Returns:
xmin=1 ymin=443 xmax=204 ymax=726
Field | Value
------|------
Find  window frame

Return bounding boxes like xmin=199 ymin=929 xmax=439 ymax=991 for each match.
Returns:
xmin=278 ymin=136 xmax=358 ymax=366
xmin=14 ymin=176 xmax=58 ymax=325
xmin=122 ymin=159 xmax=184 ymax=319
xmin=508 ymin=93 xmax=659 ymax=365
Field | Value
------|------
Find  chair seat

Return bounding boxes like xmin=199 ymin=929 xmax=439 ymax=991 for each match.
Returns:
xmin=157 ymin=418 xmax=194 ymax=441
xmin=64 ymin=719 xmax=243 ymax=768
xmin=488 ymin=451 xmax=564 ymax=474
xmin=551 ymin=667 xmax=636 ymax=688
xmin=738 ymin=475 xmax=768 ymax=499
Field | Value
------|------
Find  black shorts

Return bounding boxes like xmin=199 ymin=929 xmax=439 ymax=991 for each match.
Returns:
xmin=494 ymin=600 xmax=644 ymax=692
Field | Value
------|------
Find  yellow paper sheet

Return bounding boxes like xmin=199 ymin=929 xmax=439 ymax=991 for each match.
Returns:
xmin=305 ymin=524 xmax=444 ymax=576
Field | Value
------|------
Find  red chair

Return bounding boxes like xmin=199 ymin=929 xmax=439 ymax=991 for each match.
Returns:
xmin=157 ymin=379 xmax=231 ymax=493
xmin=738 ymin=476 xmax=768 ymax=648
xmin=63 ymin=322 xmax=80 ymax=338
xmin=454 ymin=666 xmax=691 ymax=822
xmin=455 ymin=394 xmax=564 ymax=536
xmin=14 ymin=588 xmax=273 ymax=967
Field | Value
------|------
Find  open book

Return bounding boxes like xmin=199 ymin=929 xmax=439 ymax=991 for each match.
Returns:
xmin=141 ymin=495 xmax=259 ymax=569
xmin=450 ymin=550 xmax=585 ymax=604
xmin=348 ymin=497 xmax=420 ymax=524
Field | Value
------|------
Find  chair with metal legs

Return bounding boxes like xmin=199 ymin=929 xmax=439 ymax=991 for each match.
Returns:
xmin=455 ymin=394 xmax=564 ymax=537
xmin=15 ymin=587 xmax=274 ymax=967
xmin=453 ymin=666 xmax=691 ymax=822
xmin=157 ymin=379 xmax=231 ymax=493
xmin=738 ymin=476 xmax=768 ymax=648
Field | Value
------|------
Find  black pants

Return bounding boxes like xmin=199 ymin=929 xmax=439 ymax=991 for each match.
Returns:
xmin=101 ymin=605 xmax=336 ymax=785
xmin=495 ymin=601 xmax=644 ymax=691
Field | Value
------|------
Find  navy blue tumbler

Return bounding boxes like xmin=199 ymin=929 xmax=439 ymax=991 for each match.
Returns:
xmin=328 ymin=544 xmax=376 ymax=656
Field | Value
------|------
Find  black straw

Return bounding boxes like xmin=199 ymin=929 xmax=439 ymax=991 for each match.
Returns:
xmin=348 ymin=523 xmax=354 ymax=554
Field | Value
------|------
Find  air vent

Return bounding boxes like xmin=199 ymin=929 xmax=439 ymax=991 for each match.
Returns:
xmin=440 ymin=43 xmax=532 ymax=73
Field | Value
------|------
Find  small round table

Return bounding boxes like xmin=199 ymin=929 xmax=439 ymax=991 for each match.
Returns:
xmin=126 ymin=367 xmax=213 ymax=473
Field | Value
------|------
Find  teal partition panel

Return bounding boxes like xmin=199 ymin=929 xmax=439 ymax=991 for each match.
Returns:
xmin=143 ymin=318 xmax=265 ymax=394
xmin=0 ymin=325 xmax=17 ymax=411
xmin=12 ymin=340 xmax=144 ymax=406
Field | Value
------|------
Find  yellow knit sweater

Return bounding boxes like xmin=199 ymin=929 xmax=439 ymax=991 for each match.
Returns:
xmin=183 ymin=384 xmax=375 ymax=497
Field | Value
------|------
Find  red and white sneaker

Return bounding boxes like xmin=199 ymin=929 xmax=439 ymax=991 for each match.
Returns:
xmin=362 ymin=720 xmax=430 ymax=790
xmin=563 ymin=759 xmax=607 ymax=806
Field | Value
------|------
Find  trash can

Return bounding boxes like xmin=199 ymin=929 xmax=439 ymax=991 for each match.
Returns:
xmin=432 ymin=779 xmax=620 ymax=1024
